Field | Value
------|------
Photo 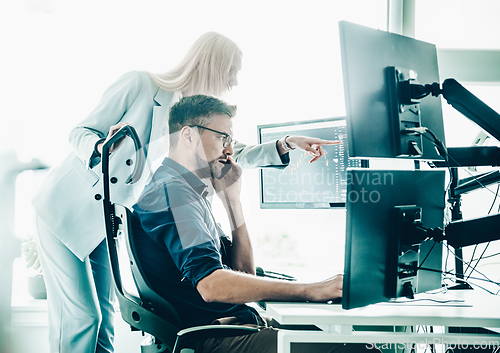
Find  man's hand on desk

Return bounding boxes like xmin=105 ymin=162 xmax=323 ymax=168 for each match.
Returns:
xmin=306 ymin=274 xmax=343 ymax=303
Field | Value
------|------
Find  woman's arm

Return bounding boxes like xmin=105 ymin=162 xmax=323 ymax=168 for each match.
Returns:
xmin=68 ymin=71 xmax=143 ymax=168
xmin=232 ymin=140 xmax=287 ymax=169
xmin=233 ymin=136 xmax=340 ymax=168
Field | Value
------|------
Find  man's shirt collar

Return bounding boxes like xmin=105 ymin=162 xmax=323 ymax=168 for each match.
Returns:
xmin=158 ymin=158 xmax=209 ymax=197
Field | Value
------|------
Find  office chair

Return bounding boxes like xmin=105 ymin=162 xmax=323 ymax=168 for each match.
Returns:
xmin=101 ymin=126 xmax=259 ymax=353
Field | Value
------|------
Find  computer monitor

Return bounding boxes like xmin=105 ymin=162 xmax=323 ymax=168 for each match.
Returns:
xmin=257 ymin=117 xmax=366 ymax=209
xmin=343 ymin=169 xmax=446 ymax=310
xmin=339 ymin=20 xmax=446 ymax=160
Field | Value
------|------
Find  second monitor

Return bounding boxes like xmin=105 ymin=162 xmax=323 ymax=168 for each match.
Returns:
xmin=258 ymin=117 xmax=366 ymax=209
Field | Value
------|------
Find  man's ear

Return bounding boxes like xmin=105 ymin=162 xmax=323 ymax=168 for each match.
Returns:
xmin=180 ymin=126 xmax=195 ymax=146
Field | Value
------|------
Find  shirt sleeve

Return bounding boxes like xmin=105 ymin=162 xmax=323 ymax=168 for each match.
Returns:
xmin=133 ymin=180 xmax=225 ymax=287
xmin=278 ymin=144 xmax=290 ymax=164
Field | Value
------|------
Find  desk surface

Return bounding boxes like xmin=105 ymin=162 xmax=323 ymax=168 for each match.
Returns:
xmin=262 ymin=289 xmax=500 ymax=329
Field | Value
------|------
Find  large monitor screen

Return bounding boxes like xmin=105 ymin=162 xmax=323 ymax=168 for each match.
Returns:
xmin=343 ymin=169 xmax=446 ymax=310
xmin=258 ymin=117 xmax=365 ymax=209
xmin=339 ymin=21 xmax=446 ymax=160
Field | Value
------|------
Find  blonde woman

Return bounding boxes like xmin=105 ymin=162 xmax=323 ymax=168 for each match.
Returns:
xmin=32 ymin=32 xmax=336 ymax=352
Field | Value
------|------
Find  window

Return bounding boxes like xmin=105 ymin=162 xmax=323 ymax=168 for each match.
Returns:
xmin=415 ymin=0 xmax=500 ymax=49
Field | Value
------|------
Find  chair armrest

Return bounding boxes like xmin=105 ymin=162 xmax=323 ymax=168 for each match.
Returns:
xmin=174 ymin=325 xmax=259 ymax=353
xmin=178 ymin=324 xmax=259 ymax=338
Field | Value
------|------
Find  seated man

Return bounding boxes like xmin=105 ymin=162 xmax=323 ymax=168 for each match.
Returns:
xmin=131 ymin=95 xmax=374 ymax=353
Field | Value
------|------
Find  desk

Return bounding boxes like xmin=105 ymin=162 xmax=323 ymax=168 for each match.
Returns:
xmin=261 ymin=290 xmax=500 ymax=353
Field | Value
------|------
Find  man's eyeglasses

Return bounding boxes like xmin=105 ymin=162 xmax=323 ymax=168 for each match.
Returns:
xmin=189 ymin=125 xmax=236 ymax=148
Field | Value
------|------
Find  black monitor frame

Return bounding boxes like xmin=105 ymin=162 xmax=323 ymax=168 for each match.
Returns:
xmin=343 ymin=169 xmax=446 ymax=310
xmin=339 ymin=20 xmax=446 ymax=160
xmin=257 ymin=117 xmax=367 ymax=209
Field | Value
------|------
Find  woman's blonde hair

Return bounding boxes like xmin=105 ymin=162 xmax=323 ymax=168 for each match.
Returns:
xmin=147 ymin=32 xmax=241 ymax=97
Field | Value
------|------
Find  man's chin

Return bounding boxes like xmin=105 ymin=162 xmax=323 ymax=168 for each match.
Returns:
xmin=207 ymin=159 xmax=226 ymax=179
xmin=211 ymin=166 xmax=224 ymax=180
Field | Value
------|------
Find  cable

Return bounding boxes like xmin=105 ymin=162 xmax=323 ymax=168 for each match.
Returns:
xmin=442 ymin=232 xmax=500 ymax=291
xmin=420 ymin=132 xmax=454 ymax=196
xmin=470 ymin=251 xmax=500 ymax=261
xmin=420 ymin=130 xmax=500 ymax=199
xmin=440 ymin=270 xmax=498 ymax=291
xmin=464 ymin=244 xmax=478 ymax=279
xmin=417 ymin=243 xmax=500 ymax=288
xmin=488 ymin=184 xmax=500 ymax=214
xmin=417 ymin=241 xmax=437 ymax=271
xmin=390 ymin=297 xmax=466 ymax=304
xmin=443 ymin=243 xmax=500 ymax=292
xmin=444 ymin=240 xmax=450 ymax=274
xmin=466 ymin=242 xmax=490 ymax=281
xmin=424 ymin=129 xmax=448 ymax=159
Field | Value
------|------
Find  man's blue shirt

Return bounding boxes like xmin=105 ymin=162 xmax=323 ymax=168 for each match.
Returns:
xmin=131 ymin=158 xmax=259 ymax=328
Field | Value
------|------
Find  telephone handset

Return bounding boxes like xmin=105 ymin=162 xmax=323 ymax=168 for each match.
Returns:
xmin=219 ymin=160 xmax=232 ymax=179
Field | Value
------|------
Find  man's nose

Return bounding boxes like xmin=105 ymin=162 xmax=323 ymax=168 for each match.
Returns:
xmin=224 ymin=142 xmax=234 ymax=156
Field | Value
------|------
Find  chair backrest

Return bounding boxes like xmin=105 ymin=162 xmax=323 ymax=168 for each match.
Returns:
xmin=116 ymin=204 xmax=183 ymax=326
xmin=109 ymin=204 xmax=181 ymax=349
xmin=101 ymin=126 xmax=181 ymax=350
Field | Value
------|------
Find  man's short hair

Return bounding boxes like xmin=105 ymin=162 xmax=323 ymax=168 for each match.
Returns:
xmin=169 ymin=95 xmax=236 ymax=146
